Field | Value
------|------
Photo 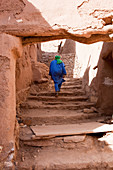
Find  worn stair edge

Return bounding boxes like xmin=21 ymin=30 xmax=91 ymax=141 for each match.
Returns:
xmin=21 ymin=102 xmax=96 ymax=110
xmin=19 ymin=108 xmax=110 ymax=126
xmin=50 ymin=78 xmax=82 ymax=82
xmin=28 ymin=95 xmax=88 ymax=102
xmin=61 ymin=85 xmax=82 ymax=89
xmin=20 ymin=113 xmax=99 ymax=126
xmin=17 ymin=153 xmax=113 ymax=170
xmin=62 ymin=81 xmax=82 ymax=86
xmin=30 ymin=91 xmax=85 ymax=96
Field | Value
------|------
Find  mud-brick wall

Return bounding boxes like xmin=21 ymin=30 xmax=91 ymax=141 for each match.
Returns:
xmin=16 ymin=44 xmax=37 ymax=105
xmin=40 ymin=52 xmax=75 ymax=77
xmin=63 ymin=54 xmax=75 ymax=77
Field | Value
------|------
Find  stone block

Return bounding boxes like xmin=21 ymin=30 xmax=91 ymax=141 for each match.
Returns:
xmin=90 ymin=96 xmax=98 ymax=103
xmin=64 ymin=135 xmax=86 ymax=143
xmin=83 ymin=108 xmax=94 ymax=113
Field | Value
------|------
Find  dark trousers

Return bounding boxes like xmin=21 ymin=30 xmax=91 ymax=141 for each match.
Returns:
xmin=54 ymin=81 xmax=62 ymax=92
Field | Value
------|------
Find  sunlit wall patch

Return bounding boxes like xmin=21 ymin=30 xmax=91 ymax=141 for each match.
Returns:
xmin=103 ymin=77 xmax=113 ymax=86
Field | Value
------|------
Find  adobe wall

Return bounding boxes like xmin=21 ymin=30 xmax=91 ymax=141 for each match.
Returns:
xmin=75 ymin=41 xmax=113 ymax=115
xmin=0 ymin=33 xmax=22 ymax=169
xmin=0 ymin=35 xmax=44 ymax=168
xmin=75 ymin=42 xmax=103 ymax=102
xmin=96 ymin=42 xmax=113 ymax=115
xmin=16 ymin=43 xmax=48 ymax=104
xmin=61 ymin=39 xmax=76 ymax=54
xmin=16 ymin=45 xmax=33 ymax=105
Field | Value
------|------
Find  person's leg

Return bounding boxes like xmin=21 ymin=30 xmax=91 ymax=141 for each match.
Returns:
xmin=58 ymin=78 xmax=65 ymax=91
xmin=58 ymin=81 xmax=62 ymax=91
xmin=54 ymin=83 xmax=59 ymax=97
xmin=55 ymin=83 xmax=59 ymax=92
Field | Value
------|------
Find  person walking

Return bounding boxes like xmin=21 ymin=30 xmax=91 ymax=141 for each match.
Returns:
xmin=49 ymin=55 xmax=67 ymax=97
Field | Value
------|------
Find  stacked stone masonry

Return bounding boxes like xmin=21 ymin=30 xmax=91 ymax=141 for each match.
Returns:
xmin=40 ymin=52 xmax=75 ymax=78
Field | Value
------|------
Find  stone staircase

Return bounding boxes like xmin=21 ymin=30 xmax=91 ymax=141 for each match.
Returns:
xmin=16 ymin=78 xmax=113 ymax=170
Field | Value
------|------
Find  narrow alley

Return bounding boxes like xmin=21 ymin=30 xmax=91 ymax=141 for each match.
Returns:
xmin=1 ymin=1 xmax=113 ymax=169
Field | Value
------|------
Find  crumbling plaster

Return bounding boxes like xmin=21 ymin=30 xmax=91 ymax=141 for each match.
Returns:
xmin=0 ymin=33 xmax=22 ymax=167
xmin=1 ymin=0 xmax=113 ymax=44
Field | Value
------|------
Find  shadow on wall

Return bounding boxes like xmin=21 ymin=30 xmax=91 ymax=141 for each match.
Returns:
xmin=82 ymin=54 xmax=91 ymax=94
xmin=96 ymin=42 xmax=113 ymax=115
xmin=82 ymin=66 xmax=90 ymax=93
xmin=83 ymin=42 xmax=113 ymax=115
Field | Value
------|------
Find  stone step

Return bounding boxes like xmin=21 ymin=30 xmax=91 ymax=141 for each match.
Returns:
xmin=21 ymin=100 xmax=95 ymax=110
xmin=31 ymin=122 xmax=111 ymax=139
xmin=19 ymin=126 xmax=88 ymax=145
xmin=30 ymin=90 xmax=85 ymax=96
xmin=20 ymin=108 xmax=99 ymax=126
xmin=28 ymin=95 xmax=88 ymax=102
xmin=20 ymin=120 xmax=106 ymax=143
xmin=17 ymin=123 xmax=113 ymax=169
xmin=61 ymin=85 xmax=82 ymax=90
xmin=50 ymin=80 xmax=82 ymax=87
xmin=16 ymin=140 xmax=113 ymax=170
xmin=50 ymin=83 xmax=82 ymax=89
xmin=65 ymin=78 xmax=82 ymax=82
xmin=63 ymin=81 xmax=82 ymax=86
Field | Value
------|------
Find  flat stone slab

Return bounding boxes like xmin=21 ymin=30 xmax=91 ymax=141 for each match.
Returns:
xmin=31 ymin=122 xmax=113 ymax=138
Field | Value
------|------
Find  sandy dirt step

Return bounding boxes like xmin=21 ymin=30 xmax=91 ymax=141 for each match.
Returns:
xmin=63 ymin=81 xmax=82 ymax=86
xmin=48 ymin=84 xmax=82 ymax=90
xmin=50 ymin=79 xmax=82 ymax=85
xmin=21 ymin=100 xmax=95 ymax=110
xmin=60 ymin=85 xmax=82 ymax=90
xmin=19 ymin=108 xmax=99 ymax=126
xmin=16 ymin=132 xmax=113 ymax=170
xmin=28 ymin=95 xmax=88 ymax=102
xmin=30 ymin=90 xmax=85 ymax=96
xmin=50 ymin=80 xmax=82 ymax=87
xmin=64 ymin=78 xmax=82 ymax=82
xmin=50 ymin=78 xmax=82 ymax=82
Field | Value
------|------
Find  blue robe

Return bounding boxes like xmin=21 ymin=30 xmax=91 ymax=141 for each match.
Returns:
xmin=49 ymin=60 xmax=66 ymax=92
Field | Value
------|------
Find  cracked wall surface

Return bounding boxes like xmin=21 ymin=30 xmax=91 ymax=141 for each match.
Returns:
xmin=0 ymin=33 xmax=22 ymax=168
xmin=0 ymin=0 xmax=113 ymax=44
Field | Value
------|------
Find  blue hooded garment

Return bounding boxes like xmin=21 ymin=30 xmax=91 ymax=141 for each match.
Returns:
xmin=49 ymin=60 xmax=66 ymax=84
